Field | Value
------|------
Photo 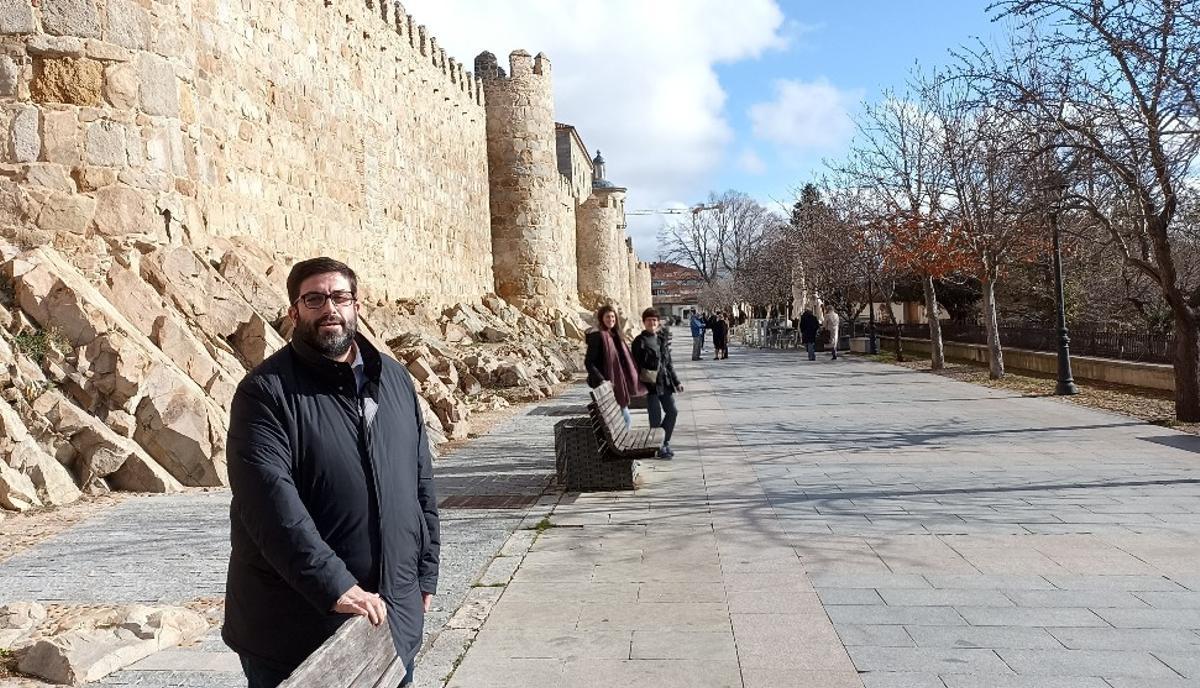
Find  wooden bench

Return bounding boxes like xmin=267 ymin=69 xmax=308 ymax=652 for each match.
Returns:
xmin=588 ymin=381 xmax=664 ymax=460
xmin=280 ymin=615 xmax=405 ymax=688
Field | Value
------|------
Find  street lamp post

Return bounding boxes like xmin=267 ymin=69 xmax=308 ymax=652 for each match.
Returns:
xmin=1046 ymin=167 xmax=1079 ymax=396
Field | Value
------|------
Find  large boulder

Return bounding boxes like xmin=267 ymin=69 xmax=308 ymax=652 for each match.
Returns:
xmin=229 ymin=313 xmax=285 ymax=368
xmin=134 ymin=365 xmax=227 ymax=487
xmin=17 ymin=605 xmax=207 ymax=685
xmin=0 ymin=602 xmax=46 ymax=650
xmin=0 ymin=461 xmax=42 ymax=511
xmin=217 ymin=250 xmax=288 ymax=324
xmin=31 ymin=388 xmax=181 ymax=494
xmin=139 ymin=246 xmax=254 ymax=341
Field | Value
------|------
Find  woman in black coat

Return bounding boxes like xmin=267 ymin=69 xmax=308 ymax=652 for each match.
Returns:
xmin=711 ymin=313 xmax=730 ymax=360
xmin=583 ymin=304 xmax=643 ymax=428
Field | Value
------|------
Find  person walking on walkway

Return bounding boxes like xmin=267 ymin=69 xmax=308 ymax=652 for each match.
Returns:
xmin=585 ymin=305 xmax=644 ymax=429
xmin=224 ymin=257 xmax=439 ymax=688
xmin=711 ymin=312 xmax=730 ymax=360
xmin=689 ymin=310 xmax=707 ymax=361
xmin=632 ymin=308 xmax=683 ymax=458
xmin=799 ymin=308 xmax=821 ymax=361
xmin=823 ymin=304 xmax=841 ymax=360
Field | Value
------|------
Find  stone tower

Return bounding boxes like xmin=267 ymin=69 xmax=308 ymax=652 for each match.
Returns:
xmin=475 ymin=50 xmax=577 ymax=315
xmin=576 ymin=150 xmax=631 ymax=313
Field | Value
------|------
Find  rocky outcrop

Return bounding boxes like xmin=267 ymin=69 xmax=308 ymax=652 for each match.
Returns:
xmin=11 ymin=603 xmax=208 ymax=685
xmin=0 ymin=233 xmax=585 ymax=515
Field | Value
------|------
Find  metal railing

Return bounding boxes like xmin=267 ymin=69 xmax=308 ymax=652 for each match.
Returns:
xmin=875 ymin=322 xmax=1175 ymax=364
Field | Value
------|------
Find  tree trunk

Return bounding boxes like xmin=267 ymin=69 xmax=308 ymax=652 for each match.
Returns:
xmin=923 ymin=274 xmax=945 ymax=371
xmin=1171 ymin=308 xmax=1200 ymax=422
xmin=981 ymin=275 xmax=1004 ymax=379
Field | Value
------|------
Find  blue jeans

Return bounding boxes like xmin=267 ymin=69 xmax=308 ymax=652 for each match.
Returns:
xmin=646 ymin=391 xmax=677 ymax=444
xmin=805 ymin=341 xmax=816 ymax=360
xmin=240 ymin=653 xmax=415 ymax=688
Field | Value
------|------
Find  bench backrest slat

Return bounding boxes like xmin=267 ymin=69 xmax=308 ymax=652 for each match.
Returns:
xmin=280 ymin=616 xmax=402 ymax=688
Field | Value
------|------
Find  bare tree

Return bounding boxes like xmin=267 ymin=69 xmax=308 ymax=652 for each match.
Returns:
xmin=657 ymin=209 xmax=722 ymax=285
xmin=931 ymin=72 xmax=1041 ymax=379
xmin=837 ymin=85 xmax=957 ymax=368
xmin=979 ymin=0 xmax=1200 ymax=419
xmin=657 ymin=190 xmax=777 ymax=287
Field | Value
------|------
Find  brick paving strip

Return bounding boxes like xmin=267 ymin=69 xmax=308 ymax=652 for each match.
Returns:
xmin=0 ymin=386 xmax=589 ymax=688
xmin=443 ymin=347 xmax=1200 ymax=688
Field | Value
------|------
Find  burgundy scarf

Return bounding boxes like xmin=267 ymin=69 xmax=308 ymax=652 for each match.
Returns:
xmin=600 ymin=328 xmax=645 ymax=406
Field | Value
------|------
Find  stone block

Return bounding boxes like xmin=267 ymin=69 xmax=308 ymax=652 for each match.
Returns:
xmin=85 ymin=119 xmax=128 ymax=166
xmin=31 ymin=57 xmax=103 ymax=106
xmin=41 ymin=0 xmax=102 ymax=38
xmin=41 ymin=109 xmax=80 ymax=165
xmin=0 ymin=55 xmax=19 ymax=96
xmin=92 ymin=184 xmax=153 ymax=235
xmin=35 ymin=191 xmax=94 ymax=234
xmin=0 ymin=0 xmax=36 ymax=34
xmin=9 ymin=106 xmax=41 ymax=163
xmin=72 ymin=165 xmax=115 ymax=192
xmin=27 ymin=34 xmax=85 ymax=57
xmin=137 ymin=53 xmax=178 ymax=117
xmin=103 ymin=62 xmax=138 ymax=109
xmin=24 ymin=163 xmax=75 ymax=192
xmin=104 ymin=0 xmax=150 ymax=50
xmin=0 ymin=460 xmax=43 ymax=510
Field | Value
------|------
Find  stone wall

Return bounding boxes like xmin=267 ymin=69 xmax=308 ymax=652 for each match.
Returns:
xmin=476 ymin=50 xmax=578 ymax=316
xmin=0 ymin=0 xmax=493 ymax=304
xmin=576 ymin=187 xmax=628 ymax=311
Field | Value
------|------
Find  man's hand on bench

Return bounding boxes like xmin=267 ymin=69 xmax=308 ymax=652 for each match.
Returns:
xmin=333 ymin=585 xmax=388 ymax=626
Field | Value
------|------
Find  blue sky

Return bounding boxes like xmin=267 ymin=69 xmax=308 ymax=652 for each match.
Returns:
xmin=405 ymin=1 xmax=1006 ymax=258
xmin=715 ymin=1 xmax=1003 ymax=214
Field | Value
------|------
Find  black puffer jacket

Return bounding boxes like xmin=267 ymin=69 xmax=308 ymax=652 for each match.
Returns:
xmin=222 ymin=332 xmax=439 ymax=670
xmin=631 ymin=330 xmax=682 ymax=395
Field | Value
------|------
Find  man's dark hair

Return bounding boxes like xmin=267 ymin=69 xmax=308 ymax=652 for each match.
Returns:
xmin=286 ymin=257 xmax=358 ymax=303
xmin=642 ymin=307 xmax=660 ymax=320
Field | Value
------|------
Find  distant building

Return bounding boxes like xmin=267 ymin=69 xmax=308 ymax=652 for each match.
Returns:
xmin=650 ymin=262 xmax=704 ymax=322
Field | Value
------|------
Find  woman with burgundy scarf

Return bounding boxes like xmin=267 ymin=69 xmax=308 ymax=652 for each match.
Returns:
xmin=584 ymin=305 xmax=644 ymax=429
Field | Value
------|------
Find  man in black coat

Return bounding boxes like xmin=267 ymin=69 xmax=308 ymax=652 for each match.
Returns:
xmin=799 ymin=308 xmax=821 ymax=361
xmin=223 ymin=257 xmax=440 ymax=688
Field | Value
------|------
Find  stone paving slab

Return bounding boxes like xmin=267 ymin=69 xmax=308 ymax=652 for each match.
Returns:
xmin=441 ymin=345 xmax=1200 ymax=687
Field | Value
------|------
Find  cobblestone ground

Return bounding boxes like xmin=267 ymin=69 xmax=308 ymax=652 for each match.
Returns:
xmin=0 ymin=385 xmax=586 ymax=688
xmin=444 ymin=347 xmax=1200 ymax=688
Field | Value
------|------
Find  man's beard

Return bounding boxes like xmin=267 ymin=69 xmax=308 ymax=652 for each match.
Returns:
xmin=294 ymin=311 xmax=357 ymax=358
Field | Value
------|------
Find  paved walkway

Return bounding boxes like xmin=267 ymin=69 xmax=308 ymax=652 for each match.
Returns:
xmin=447 ymin=347 xmax=1200 ymax=688
xmin=0 ymin=386 xmax=584 ymax=687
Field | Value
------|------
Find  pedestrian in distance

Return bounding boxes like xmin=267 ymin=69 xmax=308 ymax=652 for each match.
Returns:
xmin=689 ymin=310 xmax=707 ymax=361
xmin=823 ymin=304 xmax=841 ymax=360
xmin=711 ymin=312 xmax=729 ymax=360
xmin=799 ymin=308 xmax=821 ymax=361
xmin=632 ymin=308 xmax=683 ymax=459
xmin=224 ymin=257 xmax=439 ymax=688
xmin=584 ymin=304 xmax=645 ymax=429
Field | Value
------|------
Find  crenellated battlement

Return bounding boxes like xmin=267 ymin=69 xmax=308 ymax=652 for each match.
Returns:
xmin=342 ymin=0 xmax=484 ymax=108
xmin=474 ymin=49 xmax=553 ymax=84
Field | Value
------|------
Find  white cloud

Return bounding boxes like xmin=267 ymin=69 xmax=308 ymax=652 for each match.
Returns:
xmin=737 ymin=149 xmax=767 ymax=175
xmin=400 ymin=0 xmax=787 ymax=260
xmin=748 ymin=78 xmax=859 ymax=151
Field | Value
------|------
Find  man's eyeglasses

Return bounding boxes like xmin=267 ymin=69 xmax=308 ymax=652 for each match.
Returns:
xmin=295 ymin=291 xmax=356 ymax=310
